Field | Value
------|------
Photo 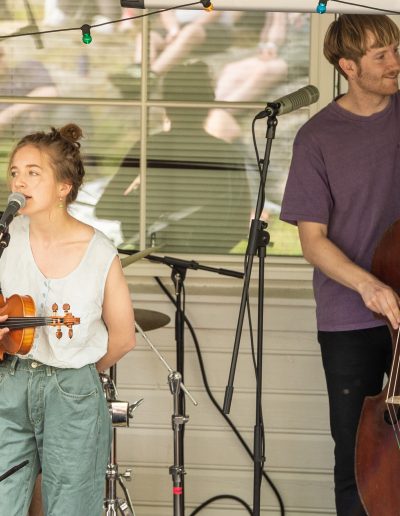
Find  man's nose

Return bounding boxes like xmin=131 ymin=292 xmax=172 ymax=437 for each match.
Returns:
xmin=389 ymin=51 xmax=400 ymax=71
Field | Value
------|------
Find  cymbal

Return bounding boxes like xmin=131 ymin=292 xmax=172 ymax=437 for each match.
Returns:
xmin=120 ymin=246 xmax=161 ymax=268
xmin=134 ymin=308 xmax=170 ymax=332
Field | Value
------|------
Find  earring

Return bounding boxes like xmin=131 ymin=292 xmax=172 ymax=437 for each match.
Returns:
xmin=58 ymin=197 xmax=64 ymax=208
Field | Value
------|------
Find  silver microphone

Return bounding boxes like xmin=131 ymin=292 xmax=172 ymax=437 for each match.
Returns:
xmin=256 ymin=85 xmax=320 ymax=118
xmin=0 ymin=192 xmax=26 ymax=236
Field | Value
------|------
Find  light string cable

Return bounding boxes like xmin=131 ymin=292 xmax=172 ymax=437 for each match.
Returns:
xmin=0 ymin=1 xmax=211 ymax=44
xmin=326 ymin=0 xmax=400 ymax=14
xmin=1 ymin=0 xmax=400 ymax=43
xmin=2 ymin=0 xmax=400 ymax=43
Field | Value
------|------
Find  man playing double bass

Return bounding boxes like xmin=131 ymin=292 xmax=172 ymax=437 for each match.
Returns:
xmin=280 ymin=14 xmax=400 ymax=516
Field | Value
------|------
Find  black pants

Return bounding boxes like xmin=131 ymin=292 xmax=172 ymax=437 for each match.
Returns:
xmin=318 ymin=326 xmax=392 ymax=516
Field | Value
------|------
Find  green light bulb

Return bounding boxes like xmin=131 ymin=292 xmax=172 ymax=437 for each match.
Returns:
xmin=82 ymin=33 xmax=92 ymax=44
xmin=81 ymin=24 xmax=92 ymax=45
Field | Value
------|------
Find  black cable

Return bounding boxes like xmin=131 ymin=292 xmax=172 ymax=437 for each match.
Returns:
xmin=154 ymin=275 xmax=285 ymax=516
xmin=330 ymin=0 xmax=400 ymax=14
xmin=190 ymin=494 xmax=252 ymax=515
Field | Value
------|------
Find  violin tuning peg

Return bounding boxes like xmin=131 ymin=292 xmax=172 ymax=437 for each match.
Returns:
xmin=52 ymin=303 xmax=58 ymax=313
xmin=63 ymin=303 xmax=70 ymax=312
xmin=68 ymin=328 xmax=73 ymax=338
xmin=56 ymin=328 xmax=62 ymax=339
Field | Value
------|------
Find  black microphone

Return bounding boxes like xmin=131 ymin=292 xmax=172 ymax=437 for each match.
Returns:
xmin=23 ymin=0 xmax=44 ymax=49
xmin=256 ymin=85 xmax=320 ymax=119
xmin=0 ymin=193 xmax=26 ymax=237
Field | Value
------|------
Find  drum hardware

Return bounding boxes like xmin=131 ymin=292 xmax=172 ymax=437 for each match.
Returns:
xmin=135 ymin=321 xmax=197 ymax=516
xmin=102 ymin=305 xmax=170 ymax=516
xmin=100 ymin=373 xmax=144 ymax=427
xmin=102 ymin=366 xmax=143 ymax=516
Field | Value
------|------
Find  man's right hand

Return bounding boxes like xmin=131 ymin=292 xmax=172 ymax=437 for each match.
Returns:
xmin=357 ymin=278 xmax=400 ymax=330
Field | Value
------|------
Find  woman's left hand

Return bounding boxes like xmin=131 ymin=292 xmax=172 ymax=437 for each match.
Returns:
xmin=0 ymin=315 xmax=9 ymax=340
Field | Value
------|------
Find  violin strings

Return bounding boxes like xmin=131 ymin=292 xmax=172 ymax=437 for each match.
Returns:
xmin=0 ymin=317 xmax=63 ymax=328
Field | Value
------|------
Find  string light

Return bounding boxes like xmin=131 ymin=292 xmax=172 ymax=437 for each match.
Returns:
xmin=1 ymin=0 xmax=400 ymax=46
xmin=316 ymin=0 xmax=328 ymax=13
xmin=200 ymin=0 xmax=214 ymax=10
xmin=81 ymin=24 xmax=92 ymax=44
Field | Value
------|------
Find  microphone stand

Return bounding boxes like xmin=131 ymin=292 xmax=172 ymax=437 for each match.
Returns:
xmin=223 ymin=103 xmax=279 ymax=516
xmin=135 ymin=322 xmax=197 ymax=516
xmin=144 ymin=255 xmax=243 ymax=516
xmin=119 ymin=248 xmax=243 ymax=516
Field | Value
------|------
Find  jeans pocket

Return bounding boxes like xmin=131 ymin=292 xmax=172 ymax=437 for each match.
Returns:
xmin=54 ymin=366 xmax=98 ymax=399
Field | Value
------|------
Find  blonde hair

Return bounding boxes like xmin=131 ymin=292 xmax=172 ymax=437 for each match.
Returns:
xmin=9 ymin=123 xmax=85 ymax=204
xmin=324 ymin=14 xmax=400 ymax=78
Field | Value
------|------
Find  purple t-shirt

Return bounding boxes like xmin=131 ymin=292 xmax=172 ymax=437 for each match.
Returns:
xmin=280 ymin=93 xmax=400 ymax=331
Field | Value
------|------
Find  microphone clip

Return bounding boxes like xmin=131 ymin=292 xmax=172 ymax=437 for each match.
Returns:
xmin=255 ymin=102 xmax=281 ymax=120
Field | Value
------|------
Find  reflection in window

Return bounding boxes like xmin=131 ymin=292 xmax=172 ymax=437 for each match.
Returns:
xmin=0 ymin=6 xmax=309 ymax=255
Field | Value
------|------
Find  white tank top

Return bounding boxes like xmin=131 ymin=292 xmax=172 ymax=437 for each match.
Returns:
xmin=0 ymin=216 xmax=117 ymax=368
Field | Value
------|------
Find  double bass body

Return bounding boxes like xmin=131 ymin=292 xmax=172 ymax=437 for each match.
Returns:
xmin=356 ymin=220 xmax=400 ymax=515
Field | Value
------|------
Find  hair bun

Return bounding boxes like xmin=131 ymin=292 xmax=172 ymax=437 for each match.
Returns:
xmin=59 ymin=123 xmax=83 ymax=145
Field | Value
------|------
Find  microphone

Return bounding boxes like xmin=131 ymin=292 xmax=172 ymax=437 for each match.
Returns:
xmin=0 ymin=193 xmax=26 ymax=237
xmin=256 ymin=85 xmax=319 ymax=119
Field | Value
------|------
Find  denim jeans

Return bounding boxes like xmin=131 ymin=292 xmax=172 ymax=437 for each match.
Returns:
xmin=0 ymin=356 xmax=111 ymax=516
xmin=318 ymin=325 xmax=392 ymax=516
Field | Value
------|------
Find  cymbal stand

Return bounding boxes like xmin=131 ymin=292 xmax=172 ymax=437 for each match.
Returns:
xmin=101 ymin=366 xmax=143 ymax=516
xmin=135 ymin=322 xmax=197 ymax=516
xmin=137 ymin=255 xmax=243 ymax=515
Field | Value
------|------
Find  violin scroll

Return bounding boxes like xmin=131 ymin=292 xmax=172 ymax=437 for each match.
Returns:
xmin=51 ymin=303 xmax=80 ymax=339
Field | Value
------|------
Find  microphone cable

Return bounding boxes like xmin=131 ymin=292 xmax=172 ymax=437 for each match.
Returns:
xmin=154 ymin=275 xmax=285 ymax=516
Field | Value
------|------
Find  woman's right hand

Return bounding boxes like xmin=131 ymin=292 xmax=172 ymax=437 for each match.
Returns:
xmin=0 ymin=315 xmax=9 ymax=340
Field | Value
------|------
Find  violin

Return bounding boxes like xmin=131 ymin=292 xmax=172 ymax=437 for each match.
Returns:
xmin=355 ymin=220 xmax=400 ymax=515
xmin=0 ymin=293 xmax=80 ymax=360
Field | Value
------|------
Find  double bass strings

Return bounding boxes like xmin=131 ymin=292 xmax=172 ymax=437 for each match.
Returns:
xmin=385 ymin=329 xmax=400 ymax=448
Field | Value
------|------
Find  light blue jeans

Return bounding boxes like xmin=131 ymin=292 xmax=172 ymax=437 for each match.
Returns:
xmin=0 ymin=356 xmax=111 ymax=516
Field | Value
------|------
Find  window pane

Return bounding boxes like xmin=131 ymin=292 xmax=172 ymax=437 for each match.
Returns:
xmin=0 ymin=6 xmax=310 ymax=255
